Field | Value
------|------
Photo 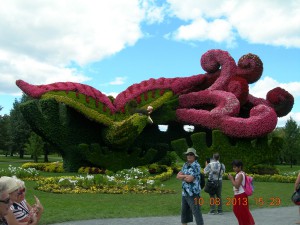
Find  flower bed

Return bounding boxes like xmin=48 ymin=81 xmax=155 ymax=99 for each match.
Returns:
xmin=5 ymin=163 xmax=298 ymax=194
xmin=0 ymin=165 xmax=39 ymax=179
xmin=35 ymin=167 xmax=175 ymax=194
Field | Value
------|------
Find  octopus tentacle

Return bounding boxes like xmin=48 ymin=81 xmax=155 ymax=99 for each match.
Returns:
xmin=226 ymin=77 xmax=249 ymax=106
xmin=200 ymin=49 xmax=237 ymax=91
xmin=237 ymin=53 xmax=263 ymax=84
xmin=177 ymin=90 xmax=240 ymax=129
xmin=221 ymin=104 xmax=277 ymax=138
xmin=266 ymin=87 xmax=294 ymax=117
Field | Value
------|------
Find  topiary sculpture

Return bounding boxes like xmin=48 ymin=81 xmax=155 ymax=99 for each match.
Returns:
xmin=16 ymin=49 xmax=294 ymax=171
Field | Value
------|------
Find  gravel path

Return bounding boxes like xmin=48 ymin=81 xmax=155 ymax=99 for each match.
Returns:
xmin=49 ymin=206 xmax=299 ymax=225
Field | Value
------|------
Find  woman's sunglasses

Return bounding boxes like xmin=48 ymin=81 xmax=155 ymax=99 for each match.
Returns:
xmin=186 ymin=153 xmax=195 ymax=156
xmin=17 ymin=188 xmax=26 ymax=195
xmin=0 ymin=198 xmax=10 ymax=204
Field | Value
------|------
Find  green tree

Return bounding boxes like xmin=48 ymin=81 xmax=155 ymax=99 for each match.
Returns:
xmin=269 ymin=127 xmax=285 ymax=164
xmin=9 ymin=94 xmax=32 ymax=157
xmin=283 ymin=117 xmax=300 ymax=167
xmin=43 ymin=142 xmax=59 ymax=162
xmin=24 ymin=132 xmax=44 ymax=162
xmin=0 ymin=114 xmax=11 ymax=155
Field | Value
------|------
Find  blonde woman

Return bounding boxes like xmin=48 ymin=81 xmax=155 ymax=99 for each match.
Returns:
xmin=10 ymin=177 xmax=43 ymax=224
xmin=0 ymin=176 xmax=37 ymax=225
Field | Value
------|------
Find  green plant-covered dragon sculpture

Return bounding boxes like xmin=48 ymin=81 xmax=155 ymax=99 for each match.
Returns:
xmin=16 ymin=49 xmax=294 ymax=171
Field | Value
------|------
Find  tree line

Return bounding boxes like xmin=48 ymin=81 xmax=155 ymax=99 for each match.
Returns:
xmin=0 ymin=95 xmax=53 ymax=162
xmin=0 ymin=95 xmax=299 ymax=165
xmin=271 ymin=117 xmax=300 ymax=167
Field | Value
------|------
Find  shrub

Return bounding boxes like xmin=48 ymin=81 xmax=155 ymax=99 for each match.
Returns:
xmin=22 ymin=162 xmax=64 ymax=173
xmin=148 ymin=163 xmax=160 ymax=174
xmin=222 ymin=172 xmax=296 ymax=183
xmin=249 ymin=164 xmax=279 ymax=175
xmin=157 ymin=151 xmax=178 ymax=166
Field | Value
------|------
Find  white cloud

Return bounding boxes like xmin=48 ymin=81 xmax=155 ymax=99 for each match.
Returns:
xmin=171 ymin=18 xmax=235 ymax=45
xmin=141 ymin=0 xmax=167 ymax=24
xmin=167 ymin=0 xmax=227 ymax=20
xmin=166 ymin=0 xmax=300 ymax=47
xmin=103 ymin=92 xmax=118 ymax=98
xmin=249 ymin=76 xmax=300 ymax=99
xmin=0 ymin=0 xmax=145 ymax=65
xmin=249 ymin=77 xmax=280 ymax=98
xmin=0 ymin=49 xmax=89 ymax=95
xmin=109 ymin=77 xmax=127 ymax=85
xmin=0 ymin=0 xmax=165 ymax=96
xmin=227 ymin=1 xmax=300 ymax=47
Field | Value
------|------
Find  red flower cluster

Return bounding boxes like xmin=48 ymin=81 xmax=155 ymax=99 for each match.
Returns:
xmin=176 ymin=49 xmax=293 ymax=138
xmin=267 ymin=87 xmax=294 ymax=117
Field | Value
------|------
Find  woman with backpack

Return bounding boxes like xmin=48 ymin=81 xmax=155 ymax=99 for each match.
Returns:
xmin=228 ymin=160 xmax=255 ymax=225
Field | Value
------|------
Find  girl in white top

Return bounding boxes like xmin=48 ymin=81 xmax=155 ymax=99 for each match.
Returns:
xmin=228 ymin=160 xmax=255 ymax=225
xmin=233 ymin=171 xmax=246 ymax=195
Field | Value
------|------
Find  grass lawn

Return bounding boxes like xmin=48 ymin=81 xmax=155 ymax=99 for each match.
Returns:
xmin=276 ymin=164 xmax=300 ymax=175
xmin=0 ymin=155 xmax=298 ymax=225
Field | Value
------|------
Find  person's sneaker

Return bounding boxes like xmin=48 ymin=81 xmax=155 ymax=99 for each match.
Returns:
xmin=208 ymin=211 xmax=216 ymax=215
xmin=217 ymin=211 xmax=223 ymax=215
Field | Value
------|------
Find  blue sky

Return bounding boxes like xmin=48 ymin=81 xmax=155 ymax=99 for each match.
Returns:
xmin=0 ymin=0 xmax=299 ymax=127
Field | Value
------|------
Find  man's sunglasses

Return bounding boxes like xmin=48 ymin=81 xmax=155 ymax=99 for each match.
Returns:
xmin=0 ymin=198 xmax=10 ymax=204
xmin=186 ymin=153 xmax=195 ymax=156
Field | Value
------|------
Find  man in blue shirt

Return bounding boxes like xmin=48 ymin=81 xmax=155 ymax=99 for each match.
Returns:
xmin=177 ymin=148 xmax=204 ymax=225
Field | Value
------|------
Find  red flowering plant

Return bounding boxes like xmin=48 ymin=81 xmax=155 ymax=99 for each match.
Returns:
xmin=176 ymin=50 xmax=293 ymax=138
xmin=227 ymin=77 xmax=249 ymax=105
xmin=237 ymin=53 xmax=263 ymax=84
xmin=267 ymin=87 xmax=294 ymax=117
xmin=221 ymin=104 xmax=278 ymax=138
xmin=177 ymin=90 xmax=240 ymax=129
